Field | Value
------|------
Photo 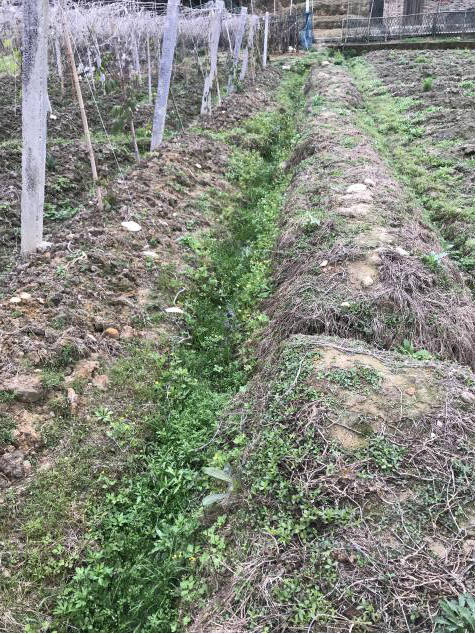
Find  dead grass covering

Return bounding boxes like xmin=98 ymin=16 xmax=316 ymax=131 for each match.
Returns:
xmin=262 ymin=65 xmax=474 ymax=367
xmin=191 ymin=335 xmax=474 ymax=633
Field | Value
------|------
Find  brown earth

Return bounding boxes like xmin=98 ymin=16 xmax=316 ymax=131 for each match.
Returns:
xmin=0 ymin=64 xmax=283 ymax=490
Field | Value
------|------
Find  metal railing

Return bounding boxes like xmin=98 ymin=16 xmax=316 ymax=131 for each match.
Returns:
xmin=343 ymin=10 xmax=475 ymax=42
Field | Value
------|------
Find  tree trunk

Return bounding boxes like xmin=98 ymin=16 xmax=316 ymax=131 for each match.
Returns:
xmin=21 ymin=0 xmax=49 ymax=256
xmin=150 ymin=0 xmax=180 ymax=151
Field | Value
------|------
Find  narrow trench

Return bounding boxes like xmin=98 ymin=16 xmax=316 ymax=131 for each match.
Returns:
xmin=54 ymin=69 xmax=308 ymax=633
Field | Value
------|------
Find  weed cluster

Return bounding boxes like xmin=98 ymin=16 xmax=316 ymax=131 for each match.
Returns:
xmin=52 ymin=71 xmax=306 ymax=632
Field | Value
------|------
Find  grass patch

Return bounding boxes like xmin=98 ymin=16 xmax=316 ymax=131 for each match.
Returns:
xmin=44 ymin=71 xmax=307 ymax=633
xmin=348 ymin=58 xmax=474 ymax=275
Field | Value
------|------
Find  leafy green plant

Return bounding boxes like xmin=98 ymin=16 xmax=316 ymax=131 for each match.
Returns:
xmin=422 ymin=76 xmax=434 ymax=92
xmin=202 ymin=466 xmax=234 ymax=506
xmin=44 ymin=203 xmax=80 ymax=221
xmin=42 ymin=370 xmax=64 ymax=389
xmin=397 ymin=339 xmax=432 ymax=360
xmin=421 ymin=251 xmax=447 ymax=271
xmin=435 ymin=594 xmax=475 ymax=633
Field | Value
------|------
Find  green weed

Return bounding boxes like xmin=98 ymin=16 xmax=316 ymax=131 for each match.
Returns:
xmin=53 ymin=72 xmax=307 ymax=633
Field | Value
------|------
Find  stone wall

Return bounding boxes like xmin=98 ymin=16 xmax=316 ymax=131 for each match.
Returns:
xmin=383 ymin=0 xmax=475 ymax=17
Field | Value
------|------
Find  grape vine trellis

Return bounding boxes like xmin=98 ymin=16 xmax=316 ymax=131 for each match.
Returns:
xmin=0 ymin=0 xmax=281 ymax=255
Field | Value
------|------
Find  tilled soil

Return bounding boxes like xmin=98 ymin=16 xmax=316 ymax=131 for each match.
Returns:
xmin=0 ymin=64 xmax=283 ymax=489
xmin=0 ymin=57 xmax=244 ymax=275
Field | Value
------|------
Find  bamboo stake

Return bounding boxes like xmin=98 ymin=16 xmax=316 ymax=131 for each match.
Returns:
xmin=61 ymin=11 xmax=103 ymax=211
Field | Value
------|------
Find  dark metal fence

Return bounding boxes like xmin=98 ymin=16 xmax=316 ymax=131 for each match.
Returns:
xmin=343 ymin=10 xmax=475 ymax=42
xmin=267 ymin=10 xmax=300 ymax=54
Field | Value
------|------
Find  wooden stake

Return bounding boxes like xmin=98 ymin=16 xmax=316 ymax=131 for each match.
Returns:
xmin=61 ymin=10 xmax=103 ymax=211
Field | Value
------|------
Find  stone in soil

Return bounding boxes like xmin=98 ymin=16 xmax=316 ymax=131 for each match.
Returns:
xmin=1 ymin=375 xmax=44 ymax=403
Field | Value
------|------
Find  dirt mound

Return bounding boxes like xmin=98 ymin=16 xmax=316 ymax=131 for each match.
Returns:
xmin=263 ymin=64 xmax=474 ymax=366
xmin=191 ymin=334 xmax=475 ymax=633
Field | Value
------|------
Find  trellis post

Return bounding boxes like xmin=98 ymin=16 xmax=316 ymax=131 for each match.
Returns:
xmin=262 ymin=11 xmax=269 ymax=68
xmin=227 ymin=6 xmax=247 ymax=94
xmin=54 ymin=36 xmax=65 ymax=95
xmin=240 ymin=15 xmax=258 ymax=82
xmin=21 ymin=0 xmax=49 ymax=256
xmin=151 ymin=0 xmax=180 ymax=151
xmin=200 ymin=0 xmax=223 ymax=115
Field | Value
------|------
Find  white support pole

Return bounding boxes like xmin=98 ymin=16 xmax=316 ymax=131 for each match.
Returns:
xmin=262 ymin=11 xmax=269 ymax=69
xmin=21 ymin=0 xmax=49 ymax=256
xmin=227 ymin=6 xmax=247 ymax=94
xmin=200 ymin=0 xmax=223 ymax=115
xmin=54 ymin=36 xmax=64 ymax=95
xmin=240 ymin=15 xmax=257 ymax=82
xmin=146 ymin=36 xmax=153 ymax=103
xmin=151 ymin=0 xmax=180 ymax=151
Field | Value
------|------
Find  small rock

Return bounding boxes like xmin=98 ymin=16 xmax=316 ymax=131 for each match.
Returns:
xmin=460 ymin=391 xmax=475 ymax=404
xmin=142 ymin=250 xmax=159 ymax=259
xmin=340 ymin=301 xmax=351 ymax=308
xmin=67 ymin=387 xmax=78 ymax=414
xmin=282 ymin=65 xmax=291 ymax=70
xmin=346 ymin=183 xmax=367 ymax=194
xmin=65 ymin=359 xmax=98 ymax=385
xmin=195 ymin=163 xmax=202 ymax=169
xmin=121 ymin=221 xmax=141 ymax=233
xmin=364 ymin=178 xmax=376 ymax=187
xmin=0 ymin=375 xmax=44 ymax=403
xmin=11 ymin=416 xmax=42 ymax=452
xmin=395 ymin=246 xmax=409 ymax=257
xmin=18 ymin=292 xmax=32 ymax=301
xmin=405 ymin=387 xmax=416 ymax=396
xmin=165 ymin=307 xmax=185 ymax=314
xmin=92 ymin=374 xmax=109 ymax=391
xmin=361 ymin=276 xmax=374 ymax=288
xmin=37 ymin=241 xmax=53 ymax=252
xmin=104 ymin=327 xmax=120 ymax=339
xmin=367 ymin=253 xmax=382 ymax=265
xmin=320 ymin=260 xmax=328 ymax=268
xmin=0 ymin=449 xmax=27 ymax=480
xmin=9 ymin=296 xmax=22 ymax=304
xmin=321 ymin=60 xmax=330 ymax=66
xmin=121 ymin=325 xmax=135 ymax=339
